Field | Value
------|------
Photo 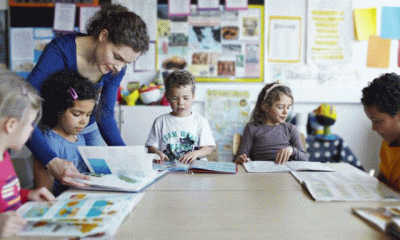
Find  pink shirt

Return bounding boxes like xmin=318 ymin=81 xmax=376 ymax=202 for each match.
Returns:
xmin=0 ymin=151 xmax=29 ymax=213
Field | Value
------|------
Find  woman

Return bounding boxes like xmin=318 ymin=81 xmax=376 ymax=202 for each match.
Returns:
xmin=26 ymin=4 xmax=149 ymax=188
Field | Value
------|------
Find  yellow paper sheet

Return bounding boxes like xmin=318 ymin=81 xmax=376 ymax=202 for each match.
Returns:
xmin=354 ymin=8 xmax=377 ymax=41
xmin=367 ymin=35 xmax=391 ymax=68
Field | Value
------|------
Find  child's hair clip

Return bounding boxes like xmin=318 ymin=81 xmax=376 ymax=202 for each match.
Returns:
xmin=20 ymin=83 xmax=28 ymax=96
xmin=68 ymin=87 xmax=78 ymax=100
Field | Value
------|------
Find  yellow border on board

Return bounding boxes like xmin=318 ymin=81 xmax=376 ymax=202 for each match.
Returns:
xmin=155 ymin=5 xmax=265 ymax=83
xmin=267 ymin=16 xmax=302 ymax=63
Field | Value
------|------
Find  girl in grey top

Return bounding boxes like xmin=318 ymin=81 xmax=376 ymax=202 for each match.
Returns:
xmin=235 ymin=83 xmax=308 ymax=164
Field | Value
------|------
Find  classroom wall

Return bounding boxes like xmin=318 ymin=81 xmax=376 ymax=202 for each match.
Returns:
xmin=5 ymin=0 xmax=398 ymax=173
xmin=115 ymin=0 xmax=400 ymax=173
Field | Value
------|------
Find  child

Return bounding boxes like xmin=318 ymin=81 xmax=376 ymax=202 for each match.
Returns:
xmin=362 ymin=73 xmax=400 ymax=192
xmin=235 ymin=83 xmax=308 ymax=164
xmin=0 ymin=70 xmax=55 ymax=237
xmin=146 ymin=70 xmax=216 ymax=163
xmin=33 ymin=70 xmax=97 ymax=196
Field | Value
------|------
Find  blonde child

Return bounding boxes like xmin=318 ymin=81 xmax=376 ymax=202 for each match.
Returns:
xmin=33 ymin=70 xmax=97 ymax=196
xmin=0 ymin=70 xmax=55 ymax=237
xmin=146 ymin=70 xmax=215 ymax=163
xmin=235 ymin=83 xmax=308 ymax=164
xmin=362 ymin=73 xmax=400 ymax=192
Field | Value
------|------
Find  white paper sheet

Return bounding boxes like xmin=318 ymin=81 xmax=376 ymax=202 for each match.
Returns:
xmin=53 ymin=3 xmax=76 ymax=32
xmin=79 ymin=6 xmax=101 ymax=34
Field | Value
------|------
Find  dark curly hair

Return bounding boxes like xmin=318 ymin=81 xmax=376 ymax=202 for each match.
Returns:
xmin=251 ymin=82 xmax=293 ymax=126
xmin=86 ymin=4 xmax=149 ymax=54
xmin=361 ymin=73 xmax=400 ymax=116
xmin=164 ymin=70 xmax=195 ymax=98
xmin=40 ymin=70 xmax=98 ymax=129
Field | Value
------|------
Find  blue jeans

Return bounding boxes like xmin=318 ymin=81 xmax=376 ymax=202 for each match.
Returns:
xmin=82 ymin=122 xmax=107 ymax=146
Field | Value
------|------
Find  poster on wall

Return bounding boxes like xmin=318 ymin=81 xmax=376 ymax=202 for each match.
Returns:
xmin=10 ymin=28 xmax=54 ymax=78
xmin=205 ymin=90 xmax=250 ymax=162
xmin=307 ymin=0 xmax=353 ymax=65
xmin=156 ymin=4 xmax=264 ymax=83
xmin=267 ymin=16 xmax=302 ymax=63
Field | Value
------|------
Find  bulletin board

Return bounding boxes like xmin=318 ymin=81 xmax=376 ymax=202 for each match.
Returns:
xmin=156 ymin=2 xmax=264 ymax=83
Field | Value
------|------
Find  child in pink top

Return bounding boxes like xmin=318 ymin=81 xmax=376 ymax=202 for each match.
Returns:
xmin=0 ymin=70 xmax=55 ymax=237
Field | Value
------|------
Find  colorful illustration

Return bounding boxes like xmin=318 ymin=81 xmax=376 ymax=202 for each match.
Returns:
xmin=88 ymin=158 xmax=112 ymax=174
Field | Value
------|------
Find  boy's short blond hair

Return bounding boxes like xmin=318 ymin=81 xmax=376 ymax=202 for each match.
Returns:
xmin=164 ymin=70 xmax=195 ymax=98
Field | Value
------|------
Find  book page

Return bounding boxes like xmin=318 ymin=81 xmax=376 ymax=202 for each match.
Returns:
xmin=243 ymin=161 xmax=290 ymax=173
xmin=17 ymin=192 xmax=144 ymax=237
xmin=189 ymin=161 xmax=237 ymax=173
xmin=75 ymin=170 xmax=168 ymax=192
xmin=78 ymin=146 xmax=157 ymax=178
xmin=153 ymin=160 xmax=190 ymax=172
xmin=285 ymin=161 xmax=334 ymax=172
xmin=292 ymin=171 xmax=400 ymax=201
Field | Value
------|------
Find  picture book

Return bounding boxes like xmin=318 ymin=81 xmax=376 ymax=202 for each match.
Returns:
xmin=153 ymin=160 xmax=190 ymax=172
xmin=243 ymin=161 xmax=334 ymax=173
xmin=76 ymin=146 xmax=168 ymax=192
xmin=154 ymin=160 xmax=237 ymax=174
xmin=352 ymin=206 xmax=400 ymax=238
xmin=291 ymin=171 xmax=400 ymax=202
xmin=17 ymin=191 xmax=144 ymax=237
xmin=188 ymin=160 xmax=237 ymax=174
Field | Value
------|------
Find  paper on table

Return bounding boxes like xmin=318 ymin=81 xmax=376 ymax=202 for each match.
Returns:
xmin=291 ymin=171 xmax=400 ymax=202
xmin=243 ymin=161 xmax=334 ymax=173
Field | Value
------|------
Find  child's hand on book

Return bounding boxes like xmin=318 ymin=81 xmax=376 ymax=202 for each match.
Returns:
xmin=179 ymin=152 xmax=198 ymax=164
xmin=275 ymin=146 xmax=294 ymax=164
xmin=156 ymin=152 xmax=169 ymax=162
xmin=0 ymin=211 xmax=27 ymax=237
xmin=28 ymin=187 xmax=55 ymax=202
xmin=235 ymin=154 xmax=250 ymax=164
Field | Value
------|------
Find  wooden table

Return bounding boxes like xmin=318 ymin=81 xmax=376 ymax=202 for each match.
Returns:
xmin=114 ymin=163 xmax=399 ymax=240
xmin=15 ymin=163 xmax=399 ymax=240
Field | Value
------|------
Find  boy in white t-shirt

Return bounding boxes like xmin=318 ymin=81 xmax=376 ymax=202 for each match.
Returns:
xmin=145 ymin=70 xmax=216 ymax=163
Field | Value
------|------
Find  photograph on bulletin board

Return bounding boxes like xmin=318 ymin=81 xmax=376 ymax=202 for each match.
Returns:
xmin=156 ymin=4 xmax=264 ymax=83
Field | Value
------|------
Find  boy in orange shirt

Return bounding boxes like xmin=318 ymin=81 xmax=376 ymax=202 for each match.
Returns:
xmin=362 ymin=73 xmax=400 ymax=192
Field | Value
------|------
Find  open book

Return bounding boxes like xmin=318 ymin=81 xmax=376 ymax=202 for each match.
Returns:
xmin=243 ymin=161 xmax=334 ymax=173
xmin=291 ymin=170 xmax=400 ymax=201
xmin=352 ymin=206 xmax=400 ymax=238
xmin=76 ymin=146 xmax=168 ymax=192
xmin=154 ymin=160 xmax=237 ymax=174
xmin=17 ymin=191 xmax=144 ymax=237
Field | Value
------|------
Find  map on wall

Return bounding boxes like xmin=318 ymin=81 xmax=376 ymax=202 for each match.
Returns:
xmin=205 ymin=90 xmax=250 ymax=162
xmin=157 ymin=4 xmax=264 ymax=83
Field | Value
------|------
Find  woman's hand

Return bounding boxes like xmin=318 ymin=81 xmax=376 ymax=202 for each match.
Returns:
xmin=235 ymin=154 xmax=250 ymax=164
xmin=27 ymin=187 xmax=55 ymax=202
xmin=46 ymin=157 xmax=90 ymax=187
xmin=0 ymin=211 xmax=27 ymax=237
xmin=275 ymin=146 xmax=293 ymax=164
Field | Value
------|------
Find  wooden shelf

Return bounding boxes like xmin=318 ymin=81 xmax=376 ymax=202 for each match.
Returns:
xmin=9 ymin=0 xmax=99 ymax=8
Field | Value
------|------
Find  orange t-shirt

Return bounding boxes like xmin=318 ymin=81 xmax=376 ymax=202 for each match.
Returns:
xmin=380 ymin=140 xmax=400 ymax=192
